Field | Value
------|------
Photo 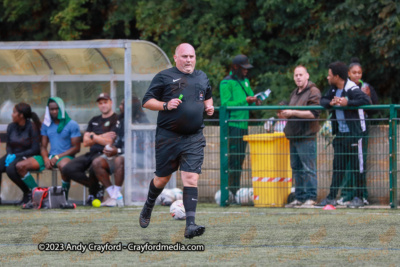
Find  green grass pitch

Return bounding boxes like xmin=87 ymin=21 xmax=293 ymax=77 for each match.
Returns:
xmin=1 ymin=204 xmax=399 ymax=266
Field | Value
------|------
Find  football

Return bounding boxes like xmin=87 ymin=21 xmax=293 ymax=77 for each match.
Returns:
xmin=214 ymin=189 xmax=234 ymax=205
xmin=171 ymin=187 xmax=183 ymax=200
xmin=235 ymin=188 xmax=254 ymax=205
xmin=170 ymin=200 xmax=186 ymax=220
xmin=156 ymin=188 xmax=175 ymax=206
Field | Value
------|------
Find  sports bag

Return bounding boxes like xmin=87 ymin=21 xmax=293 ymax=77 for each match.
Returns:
xmin=32 ymin=186 xmax=68 ymax=209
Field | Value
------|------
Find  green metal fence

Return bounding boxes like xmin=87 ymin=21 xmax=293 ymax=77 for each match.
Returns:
xmin=218 ymin=104 xmax=399 ymax=208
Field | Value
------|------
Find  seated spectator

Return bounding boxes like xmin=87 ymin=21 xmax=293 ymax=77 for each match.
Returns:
xmin=62 ymin=93 xmax=119 ymax=205
xmin=132 ymin=96 xmax=150 ymax=124
xmin=15 ymin=97 xmax=81 ymax=208
xmin=92 ymin=99 xmax=125 ymax=207
xmin=0 ymin=103 xmax=41 ymax=205
xmin=92 ymin=98 xmax=149 ymax=207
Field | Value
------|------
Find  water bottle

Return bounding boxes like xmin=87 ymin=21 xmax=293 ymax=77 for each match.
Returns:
xmin=116 ymin=195 xmax=124 ymax=207
xmin=264 ymin=117 xmax=275 ymax=133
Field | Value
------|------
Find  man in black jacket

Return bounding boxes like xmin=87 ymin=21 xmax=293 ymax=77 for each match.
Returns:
xmin=317 ymin=61 xmax=371 ymax=208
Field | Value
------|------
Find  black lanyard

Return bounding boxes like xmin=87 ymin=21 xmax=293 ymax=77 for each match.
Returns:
xmin=233 ymin=77 xmax=249 ymax=97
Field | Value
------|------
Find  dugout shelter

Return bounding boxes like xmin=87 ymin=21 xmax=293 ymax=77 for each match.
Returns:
xmin=0 ymin=40 xmax=172 ymax=205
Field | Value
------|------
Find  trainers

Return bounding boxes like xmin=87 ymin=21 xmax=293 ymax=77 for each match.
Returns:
xmin=337 ymin=197 xmax=350 ymax=206
xmin=285 ymin=199 xmax=303 ymax=208
xmin=347 ymin=197 xmax=364 ymax=208
xmin=139 ymin=203 xmax=154 ymax=228
xmin=363 ymin=198 xmax=369 ymax=205
xmin=116 ymin=195 xmax=124 ymax=207
xmin=101 ymin=198 xmax=117 ymax=207
xmin=85 ymin=195 xmax=95 ymax=206
xmin=19 ymin=192 xmax=31 ymax=205
xmin=184 ymin=224 xmax=206 ymax=239
xmin=22 ymin=201 xmax=34 ymax=209
xmin=300 ymin=200 xmax=316 ymax=207
xmin=21 ymin=192 xmax=33 ymax=209
xmin=316 ymin=198 xmax=337 ymax=207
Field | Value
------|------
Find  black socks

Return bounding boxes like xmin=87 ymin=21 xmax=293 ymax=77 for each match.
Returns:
xmin=145 ymin=179 xmax=164 ymax=207
xmin=183 ymin=187 xmax=198 ymax=226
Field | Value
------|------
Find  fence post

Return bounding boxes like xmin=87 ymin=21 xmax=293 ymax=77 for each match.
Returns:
xmin=219 ymin=106 xmax=229 ymax=206
xmin=389 ymin=104 xmax=398 ymax=209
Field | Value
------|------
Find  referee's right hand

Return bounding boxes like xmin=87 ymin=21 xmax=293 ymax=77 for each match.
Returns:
xmin=167 ymin=98 xmax=182 ymax=110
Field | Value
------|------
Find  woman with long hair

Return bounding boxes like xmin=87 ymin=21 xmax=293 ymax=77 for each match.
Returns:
xmin=0 ymin=102 xmax=41 ymax=205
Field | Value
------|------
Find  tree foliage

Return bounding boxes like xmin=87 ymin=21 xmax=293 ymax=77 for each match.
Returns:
xmin=0 ymin=0 xmax=399 ymax=111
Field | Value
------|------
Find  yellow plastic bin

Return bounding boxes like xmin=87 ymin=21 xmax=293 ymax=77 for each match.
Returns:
xmin=243 ymin=132 xmax=292 ymax=207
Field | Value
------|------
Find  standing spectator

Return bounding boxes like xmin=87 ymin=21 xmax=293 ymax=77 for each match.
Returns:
xmin=317 ymin=62 xmax=370 ymax=208
xmin=0 ymin=103 xmax=41 ymax=205
xmin=62 ymin=93 xmax=118 ymax=205
xmin=219 ymin=54 xmax=261 ymax=197
xmin=15 ymin=97 xmax=81 ymax=208
xmin=282 ymin=66 xmax=321 ymax=208
xmin=338 ymin=58 xmax=378 ymax=206
xmin=139 ymin=43 xmax=214 ymax=239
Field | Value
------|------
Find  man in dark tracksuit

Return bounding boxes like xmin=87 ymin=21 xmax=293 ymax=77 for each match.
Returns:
xmin=317 ymin=61 xmax=371 ymax=208
xmin=139 ymin=43 xmax=214 ymax=239
xmin=62 ymin=93 xmax=118 ymax=205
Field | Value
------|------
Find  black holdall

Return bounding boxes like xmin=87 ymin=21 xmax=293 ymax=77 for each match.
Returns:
xmin=32 ymin=186 xmax=71 ymax=209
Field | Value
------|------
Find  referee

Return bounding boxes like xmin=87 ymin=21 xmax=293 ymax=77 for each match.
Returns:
xmin=139 ymin=43 xmax=214 ymax=239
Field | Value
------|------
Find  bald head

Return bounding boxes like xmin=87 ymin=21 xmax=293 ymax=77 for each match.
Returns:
xmin=293 ymin=65 xmax=309 ymax=91
xmin=174 ymin=43 xmax=196 ymax=74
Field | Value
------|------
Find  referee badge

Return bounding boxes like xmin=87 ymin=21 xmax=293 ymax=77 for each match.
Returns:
xmin=105 ymin=121 xmax=110 ymax=127
xmin=198 ymin=90 xmax=205 ymax=101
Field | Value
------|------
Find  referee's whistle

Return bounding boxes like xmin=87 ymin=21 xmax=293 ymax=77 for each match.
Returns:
xmin=179 ymin=94 xmax=183 ymax=100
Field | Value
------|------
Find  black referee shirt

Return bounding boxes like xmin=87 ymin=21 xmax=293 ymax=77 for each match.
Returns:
xmin=142 ymin=67 xmax=212 ymax=135
xmin=86 ymin=113 xmax=119 ymax=154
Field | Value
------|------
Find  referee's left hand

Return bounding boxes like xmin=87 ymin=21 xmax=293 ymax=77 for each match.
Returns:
xmin=205 ymin=105 xmax=214 ymax=116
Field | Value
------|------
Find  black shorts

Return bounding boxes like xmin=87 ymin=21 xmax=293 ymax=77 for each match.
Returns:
xmin=155 ymin=127 xmax=206 ymax=177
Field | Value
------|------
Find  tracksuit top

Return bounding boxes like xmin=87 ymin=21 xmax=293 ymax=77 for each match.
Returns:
xmin=220 ymin=75 xmax=255 ymax=129
xmin=320 ymin=79 xmax=371 ymax=136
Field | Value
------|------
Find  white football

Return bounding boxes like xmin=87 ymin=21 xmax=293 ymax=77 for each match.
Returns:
xmin=156 ymin=188 xmax=175 ymax=206
xmin=214 ymin=189 xmax=234 ymax=205
xmin=171 ymin=188 xmax=183 ymax=200
xmin=170 ymin=200 xmax=186 ymax=220
xmin=235 ymin=188 xmax=254 ymax=205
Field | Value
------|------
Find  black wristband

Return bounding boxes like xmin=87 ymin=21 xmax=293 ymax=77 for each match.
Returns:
xmin=163 ymin=102 xmax=169 ymax=111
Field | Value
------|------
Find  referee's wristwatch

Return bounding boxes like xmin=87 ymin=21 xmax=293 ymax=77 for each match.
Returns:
xmin=163 ymin=101 xmax=169 ymax=111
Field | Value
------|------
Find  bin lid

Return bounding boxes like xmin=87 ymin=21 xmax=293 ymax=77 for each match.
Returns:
xmin=243 ymin=132 xmax=287 ymax=142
